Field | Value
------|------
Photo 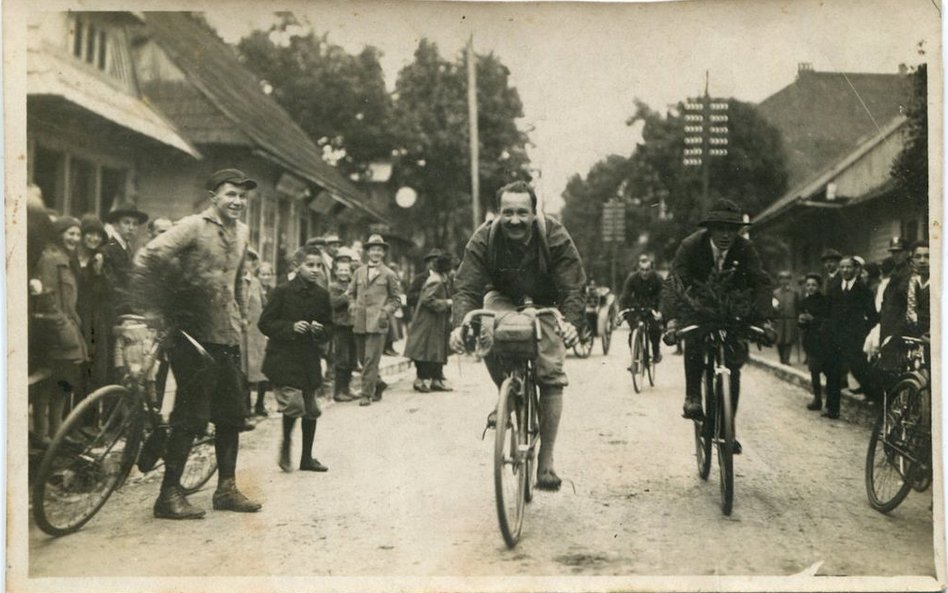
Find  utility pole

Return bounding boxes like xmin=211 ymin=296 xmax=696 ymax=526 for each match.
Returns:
xmin=682 ymin=71 xmax=729 ymax=207
xmin=467 ymin=35 xmax=481 ymax=228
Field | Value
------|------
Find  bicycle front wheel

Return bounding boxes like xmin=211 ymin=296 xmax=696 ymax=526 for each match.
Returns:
xmin=33 ymin=385 xmax=143 ymax=536
xmin=866 ymin=378 xmax=922 ymax=513
xmin=573 ymin=326 xmax=593 ymax=358
xmin=715 ymin=373 xmax=735 ymax=516
xmin=601 ymin=316 xmax=613 ymax=355
xmin=180 ymin=427 xmax=218 ymax=495
xmin=629 ymin=327 xmax=642 ymax=393
xmin=495 ymin=377 xmax=527 ymax=548
xmin=695 ymin=371 xmax=713 ymax=480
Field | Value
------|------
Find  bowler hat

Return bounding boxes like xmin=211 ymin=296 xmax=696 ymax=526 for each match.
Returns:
xmin=104 ymin=200 xmax=149 ymax=225
xmin=364 ymin=234 xmax=390 ymax=250
xmin=205 ymin=168 xmax=257 ymax=192
xmin=887 ymin=236 xmax=909 ymax=252
xmin=820 ymin=248 xmax=842 ymax=262
xmin=699 ymin=199 xmax=745 ymax=227
xmin=423 ymin=248 xmax=445 ymax=261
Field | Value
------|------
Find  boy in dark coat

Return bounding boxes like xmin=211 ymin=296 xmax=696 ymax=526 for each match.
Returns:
xmin=259 ymin=244 xmax=333 ymax=472
xmin=798 ymin=273 xmax=829 ymax=411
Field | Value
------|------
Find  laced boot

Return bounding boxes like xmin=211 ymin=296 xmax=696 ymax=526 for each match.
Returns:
xmin=154 ymin=485 xmax=205 ymax=520
xmin=213 ymin=478 xmax=262 ymax=513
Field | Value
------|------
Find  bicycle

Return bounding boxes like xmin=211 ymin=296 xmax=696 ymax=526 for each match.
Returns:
xmin=32 ymin=315 xmax=218 ymax=536
xmin=572 ymin=288 xmax=615 ymax=358
xmin=865 ymin=334 xmax=931 ymax=513
xmin=674 ymin=321 xmax=768 ymax=516
xmin=461 ymin=301 xmax=570 ymax=548
xmin=619 ymin=307 xmax=659 ymax=393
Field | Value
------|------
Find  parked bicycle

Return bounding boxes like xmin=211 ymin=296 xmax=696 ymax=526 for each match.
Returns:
xmin=32 ymin=315 xmax=218 ymax=536
xmin=619 ymin=307 xmax=659 ymax=392
xmin=461 ymin=300 xmax=569 ymax=548
xmin=865 ymin=334 xmax=931 ymax=513
xmin=675 ymin=321 xmax=768 ymax=516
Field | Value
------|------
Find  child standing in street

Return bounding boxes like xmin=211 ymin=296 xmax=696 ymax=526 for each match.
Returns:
xmin=258 ymin=244 xmax=333 ymax=472
xmin=329 ymin=258 xmax=358 ymax=401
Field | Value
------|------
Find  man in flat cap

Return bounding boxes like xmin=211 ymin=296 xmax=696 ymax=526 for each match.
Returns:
xmin=820 ymin=248 xmax=842 ymax=293
xmin=133 ymin=168 xmax=262 ymax=519
xmin=661 ymin=199 xmax=774 ymax=453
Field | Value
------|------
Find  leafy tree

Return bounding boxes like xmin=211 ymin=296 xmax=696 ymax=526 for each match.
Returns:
xmin=389 ymin=39 xmax=531 ymax=253
xmin=561 ymin=97 xmax=790 ymax=280
xmin=891 ymin=63 xmax=927 ymax=210
xmin=236 ymin=21 xmax=395 ymax=177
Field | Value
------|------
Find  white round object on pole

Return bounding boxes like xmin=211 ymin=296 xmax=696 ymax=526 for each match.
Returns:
xmin=395 ymin=186 xmax=417 ymax=208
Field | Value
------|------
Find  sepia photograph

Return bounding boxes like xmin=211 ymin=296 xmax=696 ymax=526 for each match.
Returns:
xmin=6 ymin=0 xmax=944 ymax=591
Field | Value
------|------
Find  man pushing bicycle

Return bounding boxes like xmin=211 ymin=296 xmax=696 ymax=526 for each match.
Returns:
xmin=661 ymin=199 xmax=774 ymax=454
xmin=449 ymin=181 xmax=586 ymax=491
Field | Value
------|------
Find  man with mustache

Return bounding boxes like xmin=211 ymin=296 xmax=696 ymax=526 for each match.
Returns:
xmin=450 ymin=181 xmax=585 ymax=491
xmin=133 ymin=169 xmax=261 ymax=519
xmin=662 ymin=199 xmax=773 ymax=453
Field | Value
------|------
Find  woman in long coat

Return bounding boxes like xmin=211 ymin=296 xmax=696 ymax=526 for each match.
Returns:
xmin=34 ymin=216 xmax=89 ymax=445
xmin=76 ymin=214 xmax=110 ymax=395
xmin=405 ymin=255 xmax=453 ymax=392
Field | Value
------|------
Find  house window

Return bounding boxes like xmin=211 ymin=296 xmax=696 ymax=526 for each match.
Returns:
xmin=68 ymin=158 xmax=96 ymax=216
xmin=100 ymin=166 xmax=126 ymax=215
xmin=903 ymin=219 xmax=919 ymax=243
xmin=70 ymin=15 xmax=113 ymax=75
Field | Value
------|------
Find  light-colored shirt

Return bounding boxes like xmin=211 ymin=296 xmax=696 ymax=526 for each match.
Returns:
xmin=709 ymin=241 xmax=730 ymax=271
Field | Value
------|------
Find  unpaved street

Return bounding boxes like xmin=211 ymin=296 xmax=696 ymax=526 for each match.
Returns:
xmin=29 ymin=330 xmax=935 ymax=577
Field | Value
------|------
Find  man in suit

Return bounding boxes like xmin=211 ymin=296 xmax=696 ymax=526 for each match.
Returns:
xmin=824 ymin=256 xmax=879 ymax=418
xmin=103 ymin=201 xmax=149 ymax=314
xmin=619 ymin=253 xmax=664 ymax=363
xmin=662 ymin=199 xmax=774 ymax=453
xmin=347 ymin=234 xmax=403 ymax=406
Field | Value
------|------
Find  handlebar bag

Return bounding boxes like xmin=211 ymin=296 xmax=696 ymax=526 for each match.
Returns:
xmin=492 ymin=313 xmax=538 ymax=361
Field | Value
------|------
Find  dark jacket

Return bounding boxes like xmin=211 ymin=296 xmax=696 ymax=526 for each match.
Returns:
xmin=405 ymin=274 xmax=452 ymax=364
xmin=452 ymin=215 xmax=587 ymax=328
xmin=825 ymin=278 xmax=878 ymax=349
xmin=661 ymin=229 xmax=773 ymax=321
xmin=36 ymin=246 xmax=88 ymax=362
xmin=101 ymin=237 xmax=134 ymax=315
xmin=406 ymin=271 xmax=428 ymax=313
xmin=259 ymin=276 xmax=333 ymax=391
xmin=798 ymin=292 xmax=828 ymax=359
xmin=620 ymin=270 xmax=663 ymax=310
xmin=329 ymin=278 xmax=352 ymax=327
xmin=879 ymin=263 xmax=913 ymax=339
xmin=77 ymin=251 xmax=110 ymax=388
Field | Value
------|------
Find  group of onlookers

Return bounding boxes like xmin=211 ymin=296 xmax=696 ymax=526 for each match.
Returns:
xmin=779 ymin=237 xmax=930 ymax=418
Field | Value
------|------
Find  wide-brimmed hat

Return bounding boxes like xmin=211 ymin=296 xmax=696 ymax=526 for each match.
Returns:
xmin=364 ymin=234 xmax=389 ymax=250
xmin=323 ymin=233 xmax=342 ymax=245
xmin=699 ymin=199 xmax=745 ymax=227
xmin=820 ymin=248 xmax=842 ymax=262
xmin=305 ymin=236 xmax=327 ymax=247
xmin=104 ymin=201 xmax=149 ymax=224
xmin=205 ymin=168 xmax=257 ymax=192
xmin=887 ymin=236 xmax=909 ymax=252
xmin=423 ymin=248 xmax=445 ymax=261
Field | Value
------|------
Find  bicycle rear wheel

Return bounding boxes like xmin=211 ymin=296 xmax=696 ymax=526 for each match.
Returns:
xmin=866 ymin=378 xmax=922 ymax=513
xmin=573 ymin=325 xmax=593 ymax=358
xmin=494 ymin=377 xmax=527 ymax=548
xmin=601 ymin=315 xmax=613 ymax=355
xmin=180 ymin=428 xmax=218 ymax=495
xmin=33 ymin=385 xmax=143 ymax=536
xmin=715 ymin=373 xmax=735 ymax=516
xmin=695 ymin=371 xmax=713 ymax=480
xmin=630 ymin=327 xmax=642 ymax=393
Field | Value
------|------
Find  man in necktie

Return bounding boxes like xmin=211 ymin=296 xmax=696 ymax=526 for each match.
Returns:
xmin=823 ymin=256 xmax=879 ymax=418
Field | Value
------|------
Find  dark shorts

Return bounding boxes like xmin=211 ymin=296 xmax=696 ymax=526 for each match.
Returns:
xmin=168 ymin=338 xmax=248 ymax=434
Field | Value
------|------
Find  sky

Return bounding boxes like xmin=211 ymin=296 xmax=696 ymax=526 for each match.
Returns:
xmin=206 ymin=0 xmax=939 ymax=212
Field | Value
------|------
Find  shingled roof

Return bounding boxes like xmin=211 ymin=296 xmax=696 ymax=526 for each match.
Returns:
xmin=141 ymin=12 xmax=383 ymax=220
xmin=756 ymin=67 xmax=912 ymax=188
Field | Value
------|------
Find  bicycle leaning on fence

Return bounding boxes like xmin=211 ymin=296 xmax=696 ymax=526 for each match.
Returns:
xmin=865 ymin=334 xmax=932 ymax=514
xmin=32 ymin=314 xmax=218 ymax=536
xmin=674 ymin=320 xmax=769 ymax=516
xmin=460 ymin=299 xmax=571 ymax=548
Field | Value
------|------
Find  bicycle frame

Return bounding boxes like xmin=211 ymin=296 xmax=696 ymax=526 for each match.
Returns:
xmin=879 ymin=338 xmax=931 ymax=468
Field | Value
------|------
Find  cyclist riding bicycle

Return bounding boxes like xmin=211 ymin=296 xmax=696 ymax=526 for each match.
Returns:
xmin=661 ymin=199 xmax=774 ymax=454
xmin=619 ymin=253 xmax=664 ymax=363
xmin=449 ymin=181 xmax=586 ymax=492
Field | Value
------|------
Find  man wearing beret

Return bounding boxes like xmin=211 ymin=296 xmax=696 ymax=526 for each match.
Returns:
xmin=661 ymin=199 xmax=774 ymax=454
xmin=133 ymin=168 xmax=261 ymax=519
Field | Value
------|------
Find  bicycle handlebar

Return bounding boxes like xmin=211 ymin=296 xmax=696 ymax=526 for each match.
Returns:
xmin=675 ymin=322 xmax=769 ymax=343
xmin=459 ymin=306 xmax=571 ymax=354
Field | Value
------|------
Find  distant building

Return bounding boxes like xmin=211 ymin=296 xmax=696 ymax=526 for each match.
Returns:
xmin=753 ymin=64 xmax=922 ymax=274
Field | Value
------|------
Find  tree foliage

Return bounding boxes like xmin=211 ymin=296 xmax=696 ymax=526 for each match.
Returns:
xmin=891 ymin=63 xmax=928 ymax=209
xmin=561 ymin=97 xmax=790 ymax=282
